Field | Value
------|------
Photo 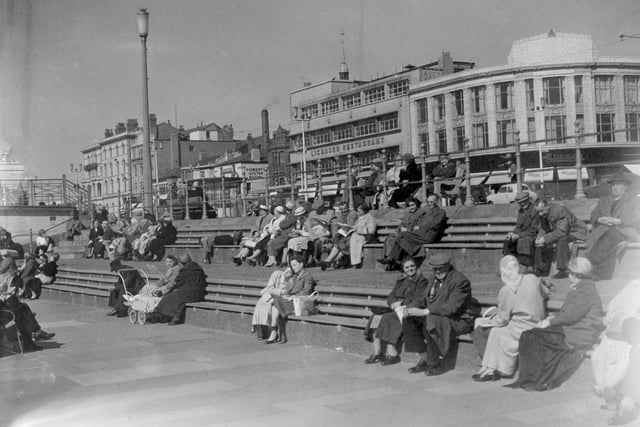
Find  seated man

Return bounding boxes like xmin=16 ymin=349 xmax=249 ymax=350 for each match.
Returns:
xmin=534 ymin=199 xmax=588 ymax=279
xmin=19 ymin=253 xmax=43 ymax=300
xmin=406 ymin=253 xmax=477 ymax=376
xmin=586 ymin=173 xmax=640 ymax=281
xmin=502 ymin=191 xmax=541 ymax=273
xmin=430 ymin=153 xmax=457 ymax=199
xmin=388 ymin=154 xmax=422 ymax=209
xmin=378 ymin=195 xmax=447 ymax=270
xmin=106 ymin=258 xmax=145 ymax=317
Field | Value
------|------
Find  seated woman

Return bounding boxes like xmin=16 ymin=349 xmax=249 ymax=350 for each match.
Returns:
xmin=321 ymin=204 xmax=376 ymax=270
xmin=147 ymin=217 xmax=177 ymax=261
xmin=364 ymin=256 xmax=428 ymax=366
xmin=252 ymin=267 xmax=293 ymax=340
xmin=265 ymin=256 xmax=316 ymax=344
xmin=0 ymin=249 xmax=54 ymax=352
xmin=138 ymin=255 xmax=182 ymax=297
xmin=244 ymin=206 xmax=286 ymax=266
xmin=19 ymin=252 xmax=43 ymax=300
xmin=470 ymin=255 xmax=546 ymax=381
xmin=506 ymin=257 xmax=604 ymax=391
xmin=591 ymin=280 xmax=640 ymax=415
xmin=155 ymin=254 xmax=207 ymax=325
xmin=36 ymin=252 xmax=59 ymax=285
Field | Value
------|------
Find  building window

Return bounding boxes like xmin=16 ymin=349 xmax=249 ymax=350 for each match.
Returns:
xmin=320 ymin=99 xmax=339 ymax=115
xmin=497 ymin=119 xmax=516 ymax=146
xmin=378 ymin=116 xmax=399 ymax=132
xmin=596 ymin=113 xmax=615 ymax=142
xmin=301 ymin=105 xmax=318 ymax=118
xmin=355 ymin=121 xmax=377 ymax=137
xmin=575 ymin=76 xmax=583 ymax=104
xmin=333 ymin=126 xmax=353 ymax=141
xmin=471 ymin=86 xmax=486 ymax=114
xmin=454 ymin=126 xmax=465 ymax=152
xmin=188 ymin=145 xmax=194 ymax=152
xmin=363 ymin=86 xmax=385 ymax=104
xmin=452 ymin=90 xmax=464 ymax=117
xmin=472 ymin=123 xmax=488 ymax=148
xmin=543 ymin=77 xmax=565 ymax=105
xmin=525 ymin=79 xmax=535 ymax=110
xmin=419 ymin=132 xmax=429 ymax=155
xmin=595 ymin=76 xmax=614 ymax=104
xmin=545 ymin=115 xmax=567 ymax=144
xmin=626 ymin=113 xmax=640 ymax=142
xmin=527 ymin=117 xmax=536 ymax=142
xmin=624 ymin=76 xmax=640 ymax=104
xmin=495 ymin=82 xmax=514 ymax=111
xmin=388 ymin=79 xmax=409 ymax=97
xmin=311 ymin=132 xmax=331 ymax=146
xmin=342 ymin=93 xmax=361 ymax=109
xmin=436 ymin=129 xmax=447 ymax=153
xmin=434 ymin=95 xmax=445 ymax=121
xmin=417 ymin=99 xmax=428 ymax=124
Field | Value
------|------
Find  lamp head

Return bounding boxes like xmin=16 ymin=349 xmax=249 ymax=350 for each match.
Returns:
xmin=137 ymin=9 xmax=149 ymax=38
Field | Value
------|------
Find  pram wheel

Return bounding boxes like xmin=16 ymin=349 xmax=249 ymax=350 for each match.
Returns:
xmin=128 ymin=307 xmax=138 ymax=324
xmin=138 ymin=311 xmax=147 ymax=325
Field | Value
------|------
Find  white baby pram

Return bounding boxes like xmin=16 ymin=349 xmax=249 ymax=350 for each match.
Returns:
xmin=118 ymin=268 xmax=162 ymax=325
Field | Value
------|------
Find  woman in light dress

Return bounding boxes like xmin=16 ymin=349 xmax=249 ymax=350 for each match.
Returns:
xmin=251 ymin=266 xmax=293 ymax=340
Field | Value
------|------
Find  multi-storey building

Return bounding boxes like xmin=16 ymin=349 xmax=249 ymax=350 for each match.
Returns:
xmin=287 ymin=54 xmax=474 ymax=197
xmin=409 ymin=31 xmax=640 ymax=194
xmin=267 ymin=125 xmax=290 ymax=187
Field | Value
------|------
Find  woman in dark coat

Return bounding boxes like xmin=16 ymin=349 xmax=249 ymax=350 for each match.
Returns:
xmin=506 ymin=257 xmax=604 ymax=391
xmin=155 ymin=254 xmax=207 ymax=325
xmin=147 ymin=218 xmax=178 ymax=261
xmin=388 ymin=153 xmax=422 ymax=208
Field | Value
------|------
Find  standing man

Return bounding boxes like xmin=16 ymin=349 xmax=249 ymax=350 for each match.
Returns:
xmin=405 ymin=253 xmax=476 ymax=376
xmin=503 ymin=191 xmax=540 ymax=273
xmin=534 ymin=199 xmax=588 ymax=278
xmin=586 ymin=174 xmax=640 ymax=280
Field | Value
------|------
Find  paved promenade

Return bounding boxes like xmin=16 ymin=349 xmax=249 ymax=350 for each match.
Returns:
xmin=1 ymin=299 xmax=624 ymax=427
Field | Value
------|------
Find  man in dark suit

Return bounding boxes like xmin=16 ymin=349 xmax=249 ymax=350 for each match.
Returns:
xmin=502 ymin=191 xmax=540 ymax=272
xmin=534 ymin=199 xmax=588 ymax=279
xmin=405 ymin=253 xmax=476 ymax=376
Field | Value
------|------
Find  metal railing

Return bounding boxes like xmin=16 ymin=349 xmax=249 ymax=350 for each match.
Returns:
xmin=0 ymin=178 xmax=88 ymax=211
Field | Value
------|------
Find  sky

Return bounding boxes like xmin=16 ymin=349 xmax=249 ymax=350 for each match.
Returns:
xmin=1 ymin=0 xmax=640 ymax=178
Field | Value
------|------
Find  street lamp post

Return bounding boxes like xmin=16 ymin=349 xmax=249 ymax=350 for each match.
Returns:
xmin=574 ymin=121 xmax=586 ymax=199
xmin=292 ymin=107 xmax=310 ymax=200
xmin=514 ymin=130 xmax=522 ymax=193
xmin=70 ymin=163 xmax=82 ymax=211
xmin=464 ymin=138 xmax=473 ymax=206
xmin=152 ymin=136 xmax=161 ymax=219
xmin=137 ymin=8 xmax=153 ymax=214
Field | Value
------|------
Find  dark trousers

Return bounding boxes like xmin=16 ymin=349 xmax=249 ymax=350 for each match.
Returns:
xmin=588 ymin=228 xmax=626 ymax=281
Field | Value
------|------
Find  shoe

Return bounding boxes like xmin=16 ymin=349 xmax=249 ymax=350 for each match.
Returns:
xmin=551 ymin=271 xmax=569 ymax=279
xmin=354 ymin=263 xmax=362 ymax=269
xmin=263 ymin=262 xmax=276 ymax=268
xmin=364 ymin=354 xmax=383 ymax=364
xmin=472 ymin=371 xmax=500 ymax=382
xmin=22 ymin=341 xmax=43 ymax=352
xmin=408 ymin=361 xmax=429 ymax=373
xmin=168 ymin=317 xmax=181 ymax=325
xmin=609 ymin=407 xmax=639 ymax=425
xmin=425 ymin=364 xmax=448 ymax=377
xmin=105 ymin=309 xmax=118 ymax=316
xmin=381 ymin=355 xmax=401 ymax=366
xmin=246 ymin=258 xmax=256 ymax=266
xmin=319 ymin=261 xmax=329 ymax=271
xmin=33 ymin=330 xmax=55 ymax=341
xmin=232 ymin=257 xmax=242 ymax=266
xmin=265 ymin=337 xmax=280 ymax=344
xmin=278 ymin=336 xmax=288 ymax=344
xmin=377 ymin=258 xmax=392 ymax=265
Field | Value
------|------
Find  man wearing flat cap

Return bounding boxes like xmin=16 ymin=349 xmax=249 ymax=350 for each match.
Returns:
xmin=586 ymin=173 xmax=640 ymax=280
xmin=404 ymin=253 xmax=477 ymax=376
xmin=503 ymin=191 xmax=541 ymax=272
xmin=389 ymin=153 xmax=422 ymax=208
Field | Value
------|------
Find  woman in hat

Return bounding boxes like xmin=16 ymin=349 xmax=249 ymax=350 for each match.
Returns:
xmin=281 ymin=207 xmax=310 ymax=266
xmin=147 ymin=217 xmax=178 ymax=262
xmin=245 ymin=206 xmax=287 ymax=266
xmin=264 ymin=206 xmax=299 ymax=267
xmin=586 ymin=173 xmax=640 ymax=280
xmin=232 ymin=204 xmax=274 ymax=266
xmin=470 ymin=255 xmax=546 ymax=381
xmin=388 ymin=153 xmax=422 ymax=209
xmin=506 ymin=257 xmax=604 ymax=391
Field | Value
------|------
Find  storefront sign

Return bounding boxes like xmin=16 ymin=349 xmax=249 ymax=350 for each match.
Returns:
xmin=291 ymin=135 xmax=401 ymax=161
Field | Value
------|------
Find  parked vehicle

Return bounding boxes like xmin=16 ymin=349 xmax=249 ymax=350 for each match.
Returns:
xmin=486 ymin=183 xmax=531 ymax=204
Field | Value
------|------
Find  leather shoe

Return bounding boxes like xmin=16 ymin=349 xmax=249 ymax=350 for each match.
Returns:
xmin=377 ymin=258 xmax=392 ymax=265
xmin=364 ymin=354 xmax=383 ymax=364
xmin=408 ymin=361 xmax=429 ymax=373
xmin=551 ymin=271 xmax=569 ymax=279
xmin=381 ymin=355 xmax=401 ymax=366
xmin=319 ymin=261 xmax=329 ymax=271
xmin=472 ymin=371 xmax=500 ymax=382
xmin=33 ymin=330 xmax=55 ymax=341
xmin=425 ymin=364 xmax=448 ymax=376
xmin=105 ymin=309 xmax=118 ymax=316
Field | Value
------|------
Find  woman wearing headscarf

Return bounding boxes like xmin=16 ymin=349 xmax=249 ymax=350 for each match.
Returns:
xmin=506 ymin=257 xmax=604 ymax=391
xmin=470 ymin=255 xmax=546 ymax=381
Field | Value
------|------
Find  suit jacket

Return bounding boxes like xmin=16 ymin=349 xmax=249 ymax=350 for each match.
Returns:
xmin=513 ymin=203 xmax=540 ymax=238
xmin=417 ymin=205 xmax=447 ymax=239
xmin=89 ymin=227 xmax=104 ymax=242
xmin=423 ymin=268 xmax=472 ymax=318
xmin=431 ymin=161 xmax=456 ymax=179
xmin=283 ymin=269 xmax=316 ymax=296
xmin=400 ymin=208 xmax=426 ymax=231
xmin=539 ymin=204 xmax=588 ymax=243
xmin=589 ymin=191 xmax=640 ymax=244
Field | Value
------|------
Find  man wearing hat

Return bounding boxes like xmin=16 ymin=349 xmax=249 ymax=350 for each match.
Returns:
xmin=389 ymin=152 xmax=422 ymax=208
xmin=586 ymin=173 xmax=640 ymax=280
xmin=361 ymin=160 xmax=385 ymax=209
xmin=106 ymin=258 xmax=145 ymax=317
xmin=502 ymin=191 xmax=541 ymax=272
xmin=534 ymin=198 xmax=588 ymax=279
xmin=430 ymin=153 xmax=457 ymax=198
xmin=405 ymin=253 xmax=476 ymax=376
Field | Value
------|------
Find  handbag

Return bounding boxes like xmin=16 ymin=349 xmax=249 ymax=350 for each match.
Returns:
xmin=293 ymin=291 xmax=319 ymax=316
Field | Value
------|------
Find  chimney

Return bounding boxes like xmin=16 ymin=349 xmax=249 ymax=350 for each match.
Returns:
xmin=440 ymin=51 xmax=454 ymax=75
xmin=250 ymin=148 xmax=260 ymax=162
xmin=261 ymin=110 xmax=270 ymax=147
xmin=150 ymin=113 xmax=157 ymax=132
xmin=126 ymin=119 xmax=139 ymax=132
xmin=104 ymin=129 xmax=114 ymax=138
xmin=115 ymin=122 xmax=126 ymax=134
